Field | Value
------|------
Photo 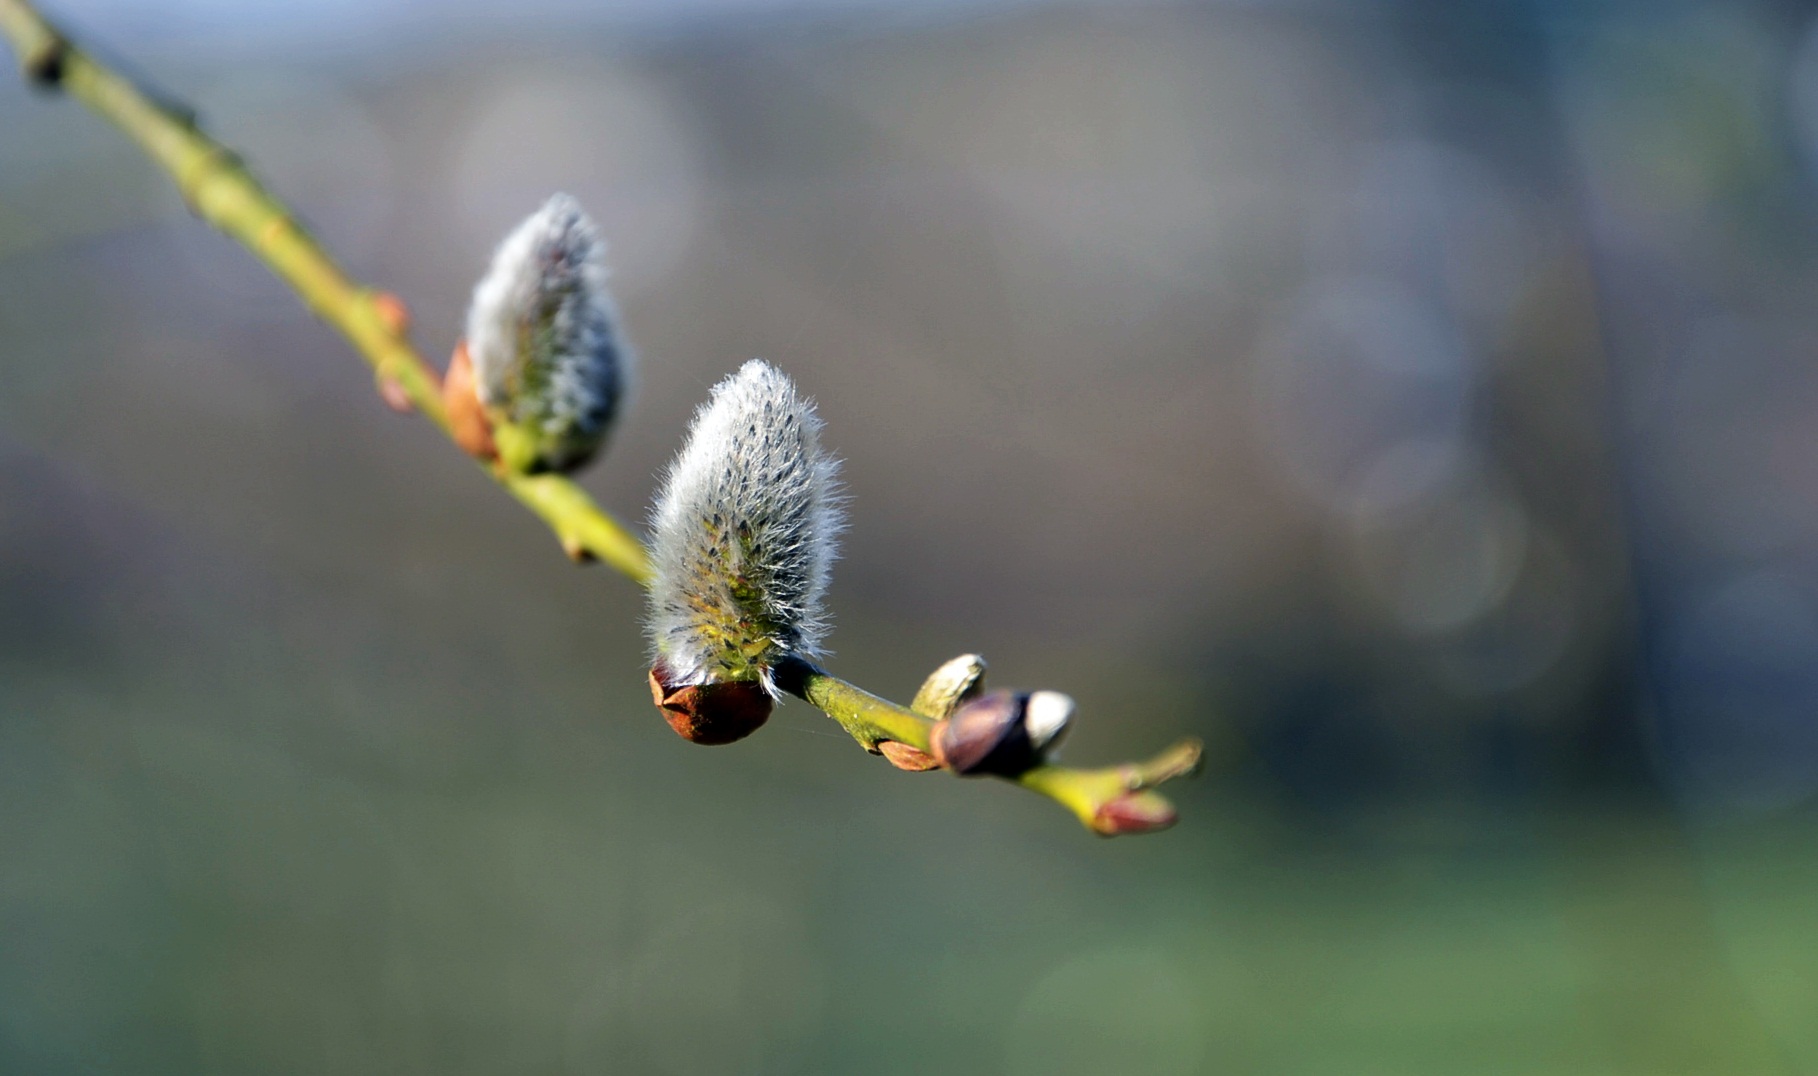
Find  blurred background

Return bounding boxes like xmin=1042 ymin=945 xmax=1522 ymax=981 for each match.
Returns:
xmin=4 ymin=0 xmax=1818 ymax=1071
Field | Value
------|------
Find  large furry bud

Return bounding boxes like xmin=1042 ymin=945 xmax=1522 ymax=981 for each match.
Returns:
xmin=646 ymin=360 xmax=842 ymax=708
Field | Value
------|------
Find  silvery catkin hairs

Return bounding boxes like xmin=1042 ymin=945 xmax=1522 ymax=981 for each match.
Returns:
xmin=463 ymin=192 xmax=631 ymax=473
xmin=647 ymin=359 xmax=842 ymax=691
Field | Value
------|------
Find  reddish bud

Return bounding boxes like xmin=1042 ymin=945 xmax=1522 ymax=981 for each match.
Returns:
xmin=648 ymin=662 xmax=772 ymax=746
xmin=878 ymin=740 xmax=940 ymax=772
xmin=377 ymin=374 xmax=415 ymax=414
xmin=931 ymin=690 xmax=1041 ymax=776
xmin=373 ymin=291 xmax=413 ymax=336
xmin=444 ymin=341 xmax=497 ymax=462
xmin=1091 ymin=791 xmax=1179 ymax=836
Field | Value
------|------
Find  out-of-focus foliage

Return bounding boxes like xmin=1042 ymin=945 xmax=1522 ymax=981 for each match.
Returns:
xmin=3 ymin=0 xmax=1817 ymax=1071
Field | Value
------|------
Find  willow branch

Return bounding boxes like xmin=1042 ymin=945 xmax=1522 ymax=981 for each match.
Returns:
xmin=0 ymin=0 xmax=650 ymax=582
xmin=773 ymin=658 xmax=1203 ymax=834
xmin=2 ymin=0 xmax=1200 ymax=835
xmin=775 ymin=659 xmax=938 ymax=752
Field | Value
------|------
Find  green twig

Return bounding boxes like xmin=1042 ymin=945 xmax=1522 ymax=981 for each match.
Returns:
xmin=773 ymin=658 xmax=936 ymax=752
xmin=0 ymin=0 xmax=649 ymax=582
xmin=1 ymin=0 xmax=1199 ymax=834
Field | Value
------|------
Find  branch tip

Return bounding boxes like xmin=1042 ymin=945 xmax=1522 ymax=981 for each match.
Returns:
xmin=1092 ymin=790 xmax=1179 ymax=836
xmin=1132 ymin=737 xmax=1204 ymax=788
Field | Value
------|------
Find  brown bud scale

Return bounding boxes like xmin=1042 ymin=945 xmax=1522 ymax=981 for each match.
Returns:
xmin=444 ymin=341 xmax=497 ymax=462
xmin=648 ymin=663 xmax=772 ymax=746
xmin=878 ymin=740 xmax=940 ymax=772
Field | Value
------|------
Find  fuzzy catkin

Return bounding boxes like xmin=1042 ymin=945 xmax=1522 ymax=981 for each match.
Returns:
xmin=648 ymin=360 xmax=842 ymax=689
xmin=465 ymin=193 xmax=630 ymax=472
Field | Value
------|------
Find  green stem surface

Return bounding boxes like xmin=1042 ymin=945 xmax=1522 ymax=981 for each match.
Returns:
xmin=774 ymin=658 xmax=935 ymax=751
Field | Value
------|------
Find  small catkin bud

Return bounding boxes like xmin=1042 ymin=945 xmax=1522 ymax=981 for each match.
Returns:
xmin=930 ymin=689 xmax=1075 ymax=777
xmin=646 ymin=359 xmax=842 ymax=724
xmin=460 ymin=193 xmax=631 ymax=474
xmin=910 ymin=654 xmax=988 ymax=719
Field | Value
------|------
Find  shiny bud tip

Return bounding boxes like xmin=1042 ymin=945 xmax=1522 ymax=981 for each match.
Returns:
xmin=1021 ymin=690 xmax=1074 ymax=751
